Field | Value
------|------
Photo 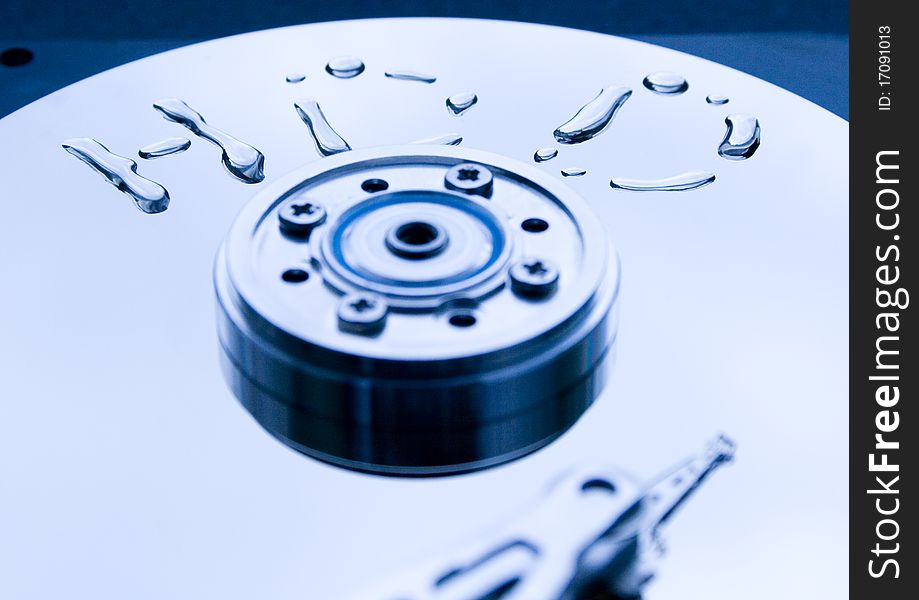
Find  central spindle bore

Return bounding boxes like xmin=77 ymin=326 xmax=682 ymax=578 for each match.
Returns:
xmin=386 ymin=220 xmax=449 ymax=259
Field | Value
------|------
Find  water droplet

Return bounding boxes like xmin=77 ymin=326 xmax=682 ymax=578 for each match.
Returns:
xmin=325 ymin=56 xmax=365 ymax=79
xmin=561 ymin=167 xmax=586 ymax=177
xmin=410 ymin=133 xmax=463 ymax=146
xmin=446 ymin=92 xmax=478 ymax=116
xmin=609 ymin=171 xmax=715 ymax=192
xmin=534 ymin=148 xmax=558 ymax=162
xmin=718 ymin=114 xmax=761 ymax=160
xmin=62 ymin=138 xmax=170 ymax=214
xmin=152 ymin=98 xmax=265 ymax=184
xmin=286 ymin=73 xmax=306 ymax=84
xmin=554 ymin=86 xmax=631 ymax=144
xmin=706 ymin=95 xmax=729 ymax=105
xmin=138 ymin=137 xmax=191 ymax=160
xmin=385 ymin=69 xmax=436 ymax=84
xmin=642 ymin=72 xmax=689 ymax=95
xmin=294 ymin=99 xmax=352 ymax=156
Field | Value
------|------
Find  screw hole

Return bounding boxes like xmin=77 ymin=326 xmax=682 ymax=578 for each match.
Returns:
xmin=448 ymin=312 xmax=477 ymax=328
xmin=581 ymin=478 xmax=616 ymax=494
xmin=281 ymin=268 xmax=309 ymax=283
xmin=1 ymin=47 xmax=33 ymax=67
xmin=521 ymin=218 xmax=549 ymax=233
xmin=361 ymin=178 xmax=389 ymax=193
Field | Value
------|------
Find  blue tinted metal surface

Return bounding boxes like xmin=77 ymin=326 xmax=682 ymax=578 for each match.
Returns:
xmin=0 ymin=18 xmax=847 ymax=600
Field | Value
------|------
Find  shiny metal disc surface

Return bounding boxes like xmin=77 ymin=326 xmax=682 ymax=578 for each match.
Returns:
xmin=0 ymin=18 xmax=847 ymax=599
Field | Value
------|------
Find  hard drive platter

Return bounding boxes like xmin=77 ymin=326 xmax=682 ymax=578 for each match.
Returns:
xmin=0 ymin=18 xmax=847 ymax=599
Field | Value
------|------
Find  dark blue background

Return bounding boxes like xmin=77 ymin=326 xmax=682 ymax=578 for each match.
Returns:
xmin=0 ymin=1 xmax=847 ymax=37
xmin=0 ymin=1 xmax=848 ymax=118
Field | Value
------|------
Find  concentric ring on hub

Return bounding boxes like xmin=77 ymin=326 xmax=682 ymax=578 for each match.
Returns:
xmin=319 ymin=190 xmax=512 ymax=307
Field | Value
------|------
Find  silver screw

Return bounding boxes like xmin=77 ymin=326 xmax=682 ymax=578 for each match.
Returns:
xmin=278 ymin=197 xmax=327 ymax=237
xmin=444 ymin=163 xmax=494 ymax=197
xmin=337 ymin=292 xmax=388 ymax=335
xmin=509 ymin=258 xmax=559 ymax=298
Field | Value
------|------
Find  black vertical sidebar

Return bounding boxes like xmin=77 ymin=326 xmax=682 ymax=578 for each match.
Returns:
xmin=850 ymin=1 xmax=914 ymax=598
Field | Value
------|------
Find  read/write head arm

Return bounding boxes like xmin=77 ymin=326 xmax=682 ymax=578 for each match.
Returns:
xmin=358 ymin=435 xmax=736 ymax=600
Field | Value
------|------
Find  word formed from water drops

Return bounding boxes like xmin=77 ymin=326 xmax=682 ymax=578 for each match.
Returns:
xmin=286 ymin=73 xmax=306 ymax=83
xmin=534 ymin=148 xmax=558 ymax=162
xmin=554 ymin=86 xmax=631 ymax=144
xmin=326 ymin=56 xmax=365 ymax=79
xmin=561 ymin=167 xmax=587 ymax=177
xmin=610 ymin=171 xmax=716 ymax=192
xmin=138 ymin=137 xmax=191 ymax=160
xmin=718 ymin=114 xmax=761 ymax=160
xmin=294 ymin=99 xmax=353 ymax=156
xmin=62 ymin=138 xmax=170 ymax=214
xmin=642 ymin=72 xmax=689 ymax=95
xmin=152 ymin=98 xmax=265 ymax=184
xmin=384 ymin=69 xmax=436 ymax=84
xmin=706 ymin=95 xmax=729 ymax=105
xmin=446 ymin=92 xmax=478 ymax=116
xmin=410 ymin=133 xmax=463 ymax=146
